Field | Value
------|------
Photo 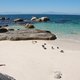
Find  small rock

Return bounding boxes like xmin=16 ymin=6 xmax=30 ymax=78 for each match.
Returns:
xmin=0 ymin=26 xmax=2 ymax=28
xmin=8 ymin=29 xmax=15 ymax=31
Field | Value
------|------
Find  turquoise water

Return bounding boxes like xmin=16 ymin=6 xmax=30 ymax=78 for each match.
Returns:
xmin=0 ymin=14 xmax=80 ymax=41
xmin=34 ymin=22 xmax=80 ymax=40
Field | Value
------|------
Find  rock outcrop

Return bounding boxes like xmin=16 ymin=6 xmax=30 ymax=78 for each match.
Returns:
xmin=0 ymin=73 xmax=15 ymax=80
xmin=0 ymin=27 xmax=8 ymax=33
xmin=25 ymin=24 xmax=35 ymax=28
xmin=31 ymin=16 xmax=50 ymax=22
xmin=13 ymin=18 xmax=24 ymax=22
xmin=0 ymin=29 xmax=57 ymax=40
xmin=36 ymin=18 xmax=42 ymax=22
xmin=0 ymin=17 xmax=6 ymax=20
xmin=40 ymin=17 xmax=50 ymax=22
xmin=0 ymin=17 xmax=10 ymax=20
xmin=31 ymin=17 xmax=37 ymax=21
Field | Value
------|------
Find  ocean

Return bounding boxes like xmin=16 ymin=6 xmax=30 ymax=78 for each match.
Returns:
xmin=0 ymin=14 xmax=80 ymax=41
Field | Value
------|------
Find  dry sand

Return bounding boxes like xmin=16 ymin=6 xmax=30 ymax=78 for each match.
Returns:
xmin=0 ymin=39 xmax=80 ymax=80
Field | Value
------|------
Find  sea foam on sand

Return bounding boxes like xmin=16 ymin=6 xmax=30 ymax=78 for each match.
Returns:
xmin=0 ymin=39 xmax=80 ymax=80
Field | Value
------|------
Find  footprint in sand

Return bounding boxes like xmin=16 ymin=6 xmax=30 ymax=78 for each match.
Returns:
xmin=32 ymin=41 xmax=37 ymax=44
xmin=60 ymin=50 xmax=64 ymax=53
xmin=44 ymin=43 xmax=46 ymax=45
xmin=42 ymin=45 xmax=47 ymax=50
xmin=54 ymin=71 xmax=62 ymax=79
xmin=57 ymin=47 xmax=59 ymax=49
xmin=51 ymin=46 xmax=54 ymax=49
xmin=50 ymin=71 xmax=62 ymax=80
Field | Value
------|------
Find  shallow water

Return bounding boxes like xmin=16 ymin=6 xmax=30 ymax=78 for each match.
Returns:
xmin=0 ymin=14 xmax=80 ymax=41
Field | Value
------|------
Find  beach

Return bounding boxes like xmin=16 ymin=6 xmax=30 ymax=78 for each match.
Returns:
xmin=0 ymin=0 xmax=80 ymax=79
xmin=0 ymin=39 xmax=80 ymax=80
xmin=0 ymin=14 xmax=80 ymax=80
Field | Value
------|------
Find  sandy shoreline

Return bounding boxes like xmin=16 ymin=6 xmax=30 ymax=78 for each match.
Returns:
xmin=0 ymin=39 xmax=80 ymax=80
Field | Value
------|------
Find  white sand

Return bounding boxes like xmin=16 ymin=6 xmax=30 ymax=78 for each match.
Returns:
xmin=0 ymin=39 xmax=80 ymax=80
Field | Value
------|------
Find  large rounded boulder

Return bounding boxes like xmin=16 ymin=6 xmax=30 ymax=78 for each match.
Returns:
xmin=0 ymin=73 xmax=15 ymax=80
xmin=31 ymin=17 xmax=37 ymax=21
xmin=25 ymin=24 xmax=35 ymax=29
xmin=40 ymin=17 xmax=50 ymax=22
xmin=0 ymin=17 xmax=6 ymax=20
xmin=0 ymin=29 xmax=57 ymax=40
xmin=0 ymin=17 xmax=9 ymax=20
xmin=0 ymin=27 xmax=8 ymax=33
xmin=36 ymin=18 xmax=42 ymax=22
xmin=31 ymin=16 xmax=50 ymax=22
xmin=14 ymin=18 xmax=24 ymax=22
